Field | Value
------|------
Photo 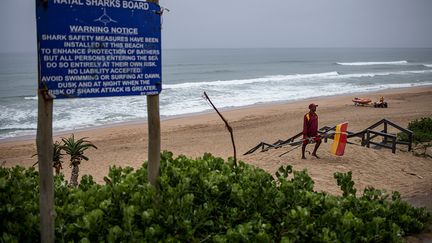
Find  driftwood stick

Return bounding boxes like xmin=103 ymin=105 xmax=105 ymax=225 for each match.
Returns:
xmin=402 ymin=169 xmax=423 ymax=179
xmin=279 ymin=144 xmax=303 ymax=157
xmin=203 ymin=92 xmax=237 ymax=167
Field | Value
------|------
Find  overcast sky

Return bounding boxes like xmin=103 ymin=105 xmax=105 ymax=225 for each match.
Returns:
xmin=1 ymin=0 xmax=432 ymax=53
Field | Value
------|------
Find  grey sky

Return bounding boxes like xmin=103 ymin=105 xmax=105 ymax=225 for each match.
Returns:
xmin=1 ymin=0 xmax=432 ymax=53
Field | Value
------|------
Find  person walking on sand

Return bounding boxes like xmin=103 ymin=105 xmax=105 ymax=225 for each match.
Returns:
xmin=302 ymin=103 xmax=321 ymax=159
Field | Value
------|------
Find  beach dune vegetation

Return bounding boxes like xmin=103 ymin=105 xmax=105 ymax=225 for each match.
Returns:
xmin=60 ymin=134 xmax=97 ymax=186
xmin=408 ymin=117 xmax=432 ymax=143
xmin=0 ymin=151 xmax=430 ymax=242
xmin=32 ymin=141 xmax=65 ymax=175
xmin=52 ymin=141 xmax=65 ymax=175
xmin=398 ymin=117 xmax=432 ymax=143
xmin=399 ymin=117 xmax=432 ymax=157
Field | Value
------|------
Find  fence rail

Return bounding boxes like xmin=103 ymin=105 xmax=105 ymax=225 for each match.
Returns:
xmin=366 ymin=129 xmax=397 ymax=153
xmin=243 ymin=118 xmax=413 ymax=155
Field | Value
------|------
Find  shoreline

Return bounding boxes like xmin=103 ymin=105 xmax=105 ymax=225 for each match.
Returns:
xmin=2 ymin=85 xmax=431 ymax=143
xmin=1 ymin=85 xmax=431 ymax=210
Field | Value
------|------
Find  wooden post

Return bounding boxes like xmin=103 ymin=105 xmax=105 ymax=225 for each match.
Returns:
xmin=147 ymin=95 xmax=160 ymax=187
xmin=146 ymin=0 xmax=161 ymax=187
xmin=383 ymin=121 xmax=388 ymax=144
xmin=366 ymin=130 xmax=370 ymax=148
xmin=36 ymin=90 xmax=54 ymax=242
xmin=203 ymin=92 xmax=237 ymax=166
xmin=408 ymin=132 xmax=413 ymax=151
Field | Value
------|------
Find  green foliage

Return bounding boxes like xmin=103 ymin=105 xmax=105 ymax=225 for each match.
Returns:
xmin=1 ymin=151 xmax=430 ymax=242
xmin=52 ymin=141 xmax=65 ymax=174
xmin=398 ymin=117 xmax=432 ymax=143
xmin=61 ymin=134 xmax=98 ymax=165
xmin=61 ymin=134 xmax=97 ymax=186
xmin=32 ymin=141 xmax=65 ymax=175
xmin=32 ymin=135 xmax=97 ymax=178
xmin=334 ymin=171 xmax=357 ymax=197
xmin=0 ymin=167 xmax=40 ymax=240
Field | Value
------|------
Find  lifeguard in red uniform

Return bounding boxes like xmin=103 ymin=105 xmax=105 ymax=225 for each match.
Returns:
xmin=302 ymin=103 xmax=321 ymax=159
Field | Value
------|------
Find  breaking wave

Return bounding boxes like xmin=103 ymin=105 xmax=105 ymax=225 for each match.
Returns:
xmin=337 ymin=60 xmax=408 ymax=66
xmin=24 ymin=96 xmax=38 ymax=100
xmin=164 ymin=72 xmax=340 ymax=89
xmin=164 ymin=70 xmax=432 ymax=90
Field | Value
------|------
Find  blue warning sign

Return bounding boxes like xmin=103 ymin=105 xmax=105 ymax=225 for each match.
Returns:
xmin=36 ymin=0 xmax=162 ymax=98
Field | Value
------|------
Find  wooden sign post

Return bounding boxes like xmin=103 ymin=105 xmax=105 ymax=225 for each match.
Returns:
xmin=36 ymin=89 xmax=54 ymax=242
xmin=147 ymin=95 xmax=160 ymax=187
xmin=147 ymin=0 xmax=161 ymax=188
xmin=36 ymin=0 xmax=163 ymax=240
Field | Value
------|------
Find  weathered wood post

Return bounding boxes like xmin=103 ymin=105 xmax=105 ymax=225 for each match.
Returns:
xmin=408 ymin=132 xmax=413 ymax=151
xmin=147 ymin=0 xmax=161 ymax=187
xmin=35 ymin=0 xmax=163 ymax=240
xmin=36 ymin=89 xmax=54 ymax=242
xmin=383 ymin=121 xmax=388 ymax=144
xmin=147 ymin=95 xmax=160 ymax=186
xmin=35 ymin=2 xmax=55 ymax=241
xmin=366 ymin=130 xmax=371 ymax=148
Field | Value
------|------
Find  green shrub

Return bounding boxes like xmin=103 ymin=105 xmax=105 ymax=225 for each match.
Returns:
xmin=399 ymin=117 xmax=432 ymax=143
xmin=1 ymin=152 xmax=431 ymax=242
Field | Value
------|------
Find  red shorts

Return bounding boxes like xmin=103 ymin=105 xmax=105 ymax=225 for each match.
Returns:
xmin=303 ymin=135 xmax=321 ymax=145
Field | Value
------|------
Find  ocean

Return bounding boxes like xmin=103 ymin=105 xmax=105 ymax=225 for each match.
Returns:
xmin=1 ymin=48 xmax=432 ymax=140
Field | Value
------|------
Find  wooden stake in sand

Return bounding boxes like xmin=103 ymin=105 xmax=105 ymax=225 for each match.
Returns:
xmin=402 ymin=169 xmax=423 ymax=179
xmin=203 ymin=92 xmax=237 ymax=166
xmin=147 ymin=95 xmax=161 ymax=187
xmin=147 ymin=0 xmax=161 ymax=188
xmin=36 ymin=84 xmax=55 ymax=242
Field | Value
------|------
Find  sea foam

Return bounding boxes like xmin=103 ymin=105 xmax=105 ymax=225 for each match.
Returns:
xmin=2 ymin=49 xmax=432 ymax=141
xmin=164 ymin=72 xmax=340 ymax=89
xmin=337 ymin=60 xmax=408 ymax=66
xmin=164 ymin=70 xmax=431 ymax=90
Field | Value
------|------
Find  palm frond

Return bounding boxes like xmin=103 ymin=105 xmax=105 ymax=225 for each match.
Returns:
xmin=31 ymin=141 xmax=64 ymax=170
xmin=61 ymin=134 xmax=97 ymax=162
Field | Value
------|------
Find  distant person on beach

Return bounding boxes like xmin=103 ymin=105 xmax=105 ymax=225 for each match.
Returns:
xmin=302 ymin=103 xmax=321 ymax=159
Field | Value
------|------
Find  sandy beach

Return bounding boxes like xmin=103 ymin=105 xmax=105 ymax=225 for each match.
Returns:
xmin=1 ymin=86 xmax=432 ymax=209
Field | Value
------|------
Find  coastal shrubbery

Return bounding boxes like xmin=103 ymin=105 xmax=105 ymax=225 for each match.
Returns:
xmin=398 ymin=117 xmax=432 ymax=144
xmin=1 ymin=152 xmax=431 ymax=242
xmin=399 ymin=117 xmax=432 ymax=157
xmin=33 ymin=134 xmax=97 ymax=186
xmin=408 ymin=117 xmax=432 ymax=143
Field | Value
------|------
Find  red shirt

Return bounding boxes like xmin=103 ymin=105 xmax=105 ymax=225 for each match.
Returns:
xmin=303 ymin=112 xmax=318 ymax=137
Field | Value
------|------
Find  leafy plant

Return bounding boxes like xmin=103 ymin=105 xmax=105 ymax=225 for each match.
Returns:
xmin=398 ymin=117 xmax=432 ymax=143
xmin=1 ymin=152 xmax=430 ymax=242
xmin=52 ymin=141 xmax=65 ymax=175
xmin=61 ymin=134 xmax=97 ymax=186
xmin=32 ymin=141 xmax=65 ymax=175
xmin=334 ymin=171 xmax=357 ymax=197
xmin=0 ymin=166 xmax=40 ymax=240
